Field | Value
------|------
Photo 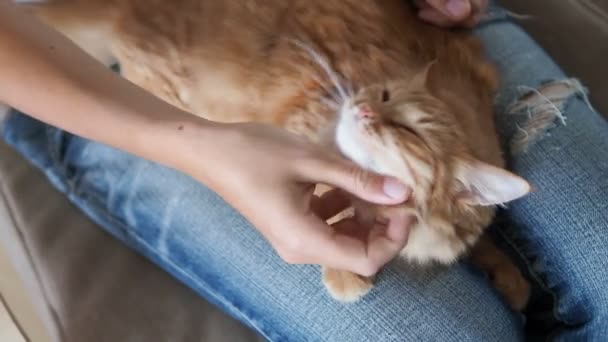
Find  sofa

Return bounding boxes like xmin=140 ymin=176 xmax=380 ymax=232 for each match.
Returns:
xmin=1 ymin=1 xmax=607 ymax=341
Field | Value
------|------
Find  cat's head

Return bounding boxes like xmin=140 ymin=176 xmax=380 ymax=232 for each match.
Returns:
xmin=334 ymin=65 xmax=530 ymax=264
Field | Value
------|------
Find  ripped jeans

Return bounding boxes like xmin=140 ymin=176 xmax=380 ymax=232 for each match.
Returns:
xmin=3 ymin=5 xmax=608 ymax=342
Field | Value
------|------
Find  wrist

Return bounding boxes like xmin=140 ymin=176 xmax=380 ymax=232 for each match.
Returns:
xmin=141 ymin=109 xmax=227 ymax=183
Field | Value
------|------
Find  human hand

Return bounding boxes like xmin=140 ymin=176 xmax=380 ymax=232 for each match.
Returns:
xmin=182 ymin=122 xmax=414 ymax=276
xmin=414 ymin=0 xmax=489 ymax=27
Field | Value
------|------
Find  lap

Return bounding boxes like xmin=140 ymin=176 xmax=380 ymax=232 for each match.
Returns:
xmin=1 ymin=114 xmax=522 ymax=341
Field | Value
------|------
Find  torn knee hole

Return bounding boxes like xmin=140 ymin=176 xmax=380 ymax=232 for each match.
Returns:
xmin=506 ymin=78 xmax=594 ymax=154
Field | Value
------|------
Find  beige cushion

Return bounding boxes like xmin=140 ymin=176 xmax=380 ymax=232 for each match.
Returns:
xmin=0 ymin=140 xmax=262 ymax=342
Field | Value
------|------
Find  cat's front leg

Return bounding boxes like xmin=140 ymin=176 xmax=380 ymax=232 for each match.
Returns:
xmin=322 ymin=267 xmax=374 ymax=302
xmin=469 ymin=235 xmax=531 ymax=311
xmin=321 ymin=200 xmax=378 ymax=302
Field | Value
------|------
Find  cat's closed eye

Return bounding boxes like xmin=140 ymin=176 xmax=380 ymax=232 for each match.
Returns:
xmin=388 ymin=120 xmax=416 ymax=134
xmin=390 ymin=120 xmax=418 ymax=136
xmin=382 ymin=89 xmax=391 ymax=102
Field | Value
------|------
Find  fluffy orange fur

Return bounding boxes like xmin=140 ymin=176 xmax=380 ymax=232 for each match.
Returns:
xmin=28 ymin=0 xmax=532 ymax=310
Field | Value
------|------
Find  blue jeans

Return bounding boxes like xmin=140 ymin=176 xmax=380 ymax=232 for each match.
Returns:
xmin=3 ymin=6 xmax=608 ymax=341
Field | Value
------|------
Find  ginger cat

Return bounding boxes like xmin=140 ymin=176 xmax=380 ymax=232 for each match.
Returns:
xmin=26 ymin=0 xmax=532 ymax=310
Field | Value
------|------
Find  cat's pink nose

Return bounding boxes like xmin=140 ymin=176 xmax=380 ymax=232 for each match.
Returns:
xmin=356 ymin=104 xmax=376 ymax=120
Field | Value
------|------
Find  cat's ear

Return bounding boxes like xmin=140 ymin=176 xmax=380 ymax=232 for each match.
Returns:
xmin=411 ymin=60 xmax=437 ymax=88
xmin=455 ymin=160 xmax=531 ymax=206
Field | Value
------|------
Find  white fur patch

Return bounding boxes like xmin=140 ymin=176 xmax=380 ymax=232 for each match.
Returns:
xmin=400 ymin=221 xmax=465 ymax=264
xmin=335 ymin=103 xmax=377 ymax=171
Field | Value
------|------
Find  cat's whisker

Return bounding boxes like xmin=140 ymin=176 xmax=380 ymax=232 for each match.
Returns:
xmin=291 ymin=59 xmax=342 ymax=103
xmin=346 ymin=79 xmax=355 ymax=98
xmin=306 ymin=73 xmax=342 ymax=104
xmin=300 ymin=86 xmax=340 ymax=110
xmin=318 ymin=97 xmax=340 ymax=110
xmin=290 ymin=39 xmax=349 ymax=102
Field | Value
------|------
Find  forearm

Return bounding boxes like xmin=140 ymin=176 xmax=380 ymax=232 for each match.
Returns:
xmin=0 ymin=2 xmax=211 ymax=172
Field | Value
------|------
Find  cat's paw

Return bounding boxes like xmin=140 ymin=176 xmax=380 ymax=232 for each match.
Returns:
xmin=492 ymin=264 xmax=531 ymax=311
xmin=322 ymin=267 xmax=374 ymax=302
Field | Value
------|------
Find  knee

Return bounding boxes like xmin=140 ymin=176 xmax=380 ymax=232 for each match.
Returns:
xmin=551 ymin=274 xmax=608 ymax=326
xmin=417 ymin=293 xmax=522 ymax=341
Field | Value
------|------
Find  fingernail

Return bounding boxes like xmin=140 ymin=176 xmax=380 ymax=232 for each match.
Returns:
xmin=446 ymin=0 xmax=469 ymax=18
xmin=383 ymin=178 xmax=409 ymax=200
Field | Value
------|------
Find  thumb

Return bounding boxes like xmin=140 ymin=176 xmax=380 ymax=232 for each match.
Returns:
xmin=300 ymin=157 xmax=410 ymax=205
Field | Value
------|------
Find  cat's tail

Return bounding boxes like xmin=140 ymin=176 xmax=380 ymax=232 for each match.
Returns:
xmin=17 ymin=0 xmax=120 ymax=66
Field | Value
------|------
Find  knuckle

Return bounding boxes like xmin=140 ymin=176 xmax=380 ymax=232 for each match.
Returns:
xmin=284 ymin=235 xmax=304 ymax=252
xmin=283 ymin=254 xmax=300 ymax=264
xmin=277 ymin=238 xmax=305 ymax=264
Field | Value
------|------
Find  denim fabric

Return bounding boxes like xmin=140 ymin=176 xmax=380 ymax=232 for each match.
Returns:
xmin=3 ymin=5 xmax=608 ymax=342
xmin=477 ymin=18 xmax=608 ymax=341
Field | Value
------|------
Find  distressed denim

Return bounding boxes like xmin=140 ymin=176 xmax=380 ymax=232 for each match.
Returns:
xmin=3 ymin=4 xmax=608 ymax=341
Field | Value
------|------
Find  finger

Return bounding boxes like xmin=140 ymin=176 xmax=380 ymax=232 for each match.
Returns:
xmin=297 ymin=156 xmax=410 ymax=205
xmin=465 ymin=0 xmax=488 ymax=26
xmin=424 ymin=0 xmax=472 ymax=21
xmin=332 ymin=216 xmax=370 ymax=242
xmin=418 ymin=7 xmax=460 ymax=27
xmin=310 ymin=188 xmax=352 ymax=220
xmin=305 ymin=214 xmax=414 ymax=276
xmin=275 ymin=212 xmax=366 ymax=269
xmin=313 ymin=219 xmax=374 ymax=274
xmin=365 ymin=214 xmax=415 ymax=272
